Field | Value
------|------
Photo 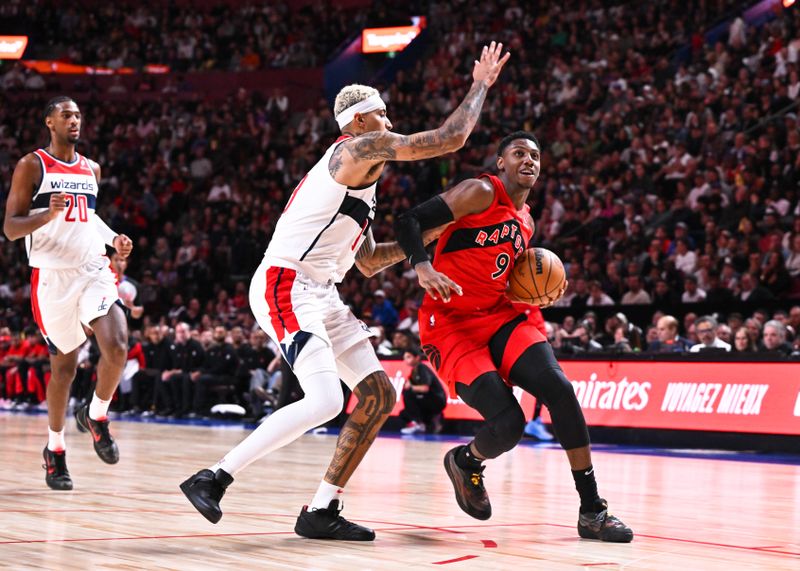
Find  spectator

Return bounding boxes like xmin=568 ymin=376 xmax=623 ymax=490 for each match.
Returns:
xmin=398 ymin=347 xmax=447 ymax=435
xmin=368 ymin=326 xmax=394 ymax=357
xmin=156 ymin=323 xmax=205 ymax=417
xmin=737 ymin=272 xmax=777 ymax=303
xmin=682 ymin=275 xmax=707 ymax=304
xmin=690 ymin=316 xmax=731 ymax=352
xmin=620 ymin=275 xmax=652 ymax=305
xmin=732 ymin=327 xmax=757 ymax=352
xmin=184 ymin=326 xmax=239 ymax=417
xmin=648 ymin=315 xmax=692 ymax=353
xmin=586 ymin=280 xmax=614 ymax=306
xmin=716 ymin=323 xmax=733 ymax=345
xmin=371 ymin=290 xmax=398 ymax=332
xmin=129 ymin=326 xmax=170 ymax=414
xmin=761 ymin=320 xmax=793 ymax=355
xmin=558 ymin=324 xmax=603 ymax=354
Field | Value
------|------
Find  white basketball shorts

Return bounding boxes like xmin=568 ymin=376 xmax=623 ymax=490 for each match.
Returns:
xmin=249 ymin=261 xmax=382 ymax=388
xmin=30 ymin=256 xmax=120 ymax=354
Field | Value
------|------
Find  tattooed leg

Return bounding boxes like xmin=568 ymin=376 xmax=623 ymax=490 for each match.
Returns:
xmin=324 ymin=371 xmax=396 ymax=486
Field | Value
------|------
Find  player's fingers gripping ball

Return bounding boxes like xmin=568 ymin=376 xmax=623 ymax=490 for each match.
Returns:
xmin=506 ymin=248 xmax=566 ymax=307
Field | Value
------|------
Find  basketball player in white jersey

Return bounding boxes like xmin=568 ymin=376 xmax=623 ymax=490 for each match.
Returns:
xmin=181 ymin=42 xmax=510 ymax=540
xmin=4 ymin=96 xmax=133 ymax=490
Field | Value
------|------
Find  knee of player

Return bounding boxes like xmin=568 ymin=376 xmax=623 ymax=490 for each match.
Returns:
xmin=357 ymin=372 xmax=396 ymax=416
xmin=106 ymin=339 xmax=129 ymax=363
xmin=499 ymin=405 xmax=526 ymax=444
xmin=50 ymin=363 xmax=78 ymax=382
xmin=545 ymin=368 xmax=577 ymax=407
xmin=317 ymin=393 xmax=344 ymax=421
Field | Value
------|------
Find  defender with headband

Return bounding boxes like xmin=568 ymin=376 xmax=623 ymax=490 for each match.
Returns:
xmin=181 ymin=41 xmax=510 ymax=541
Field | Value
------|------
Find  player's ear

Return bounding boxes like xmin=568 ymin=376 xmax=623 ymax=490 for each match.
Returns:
xmin=496 ymin=156 xmax=504 ymax=171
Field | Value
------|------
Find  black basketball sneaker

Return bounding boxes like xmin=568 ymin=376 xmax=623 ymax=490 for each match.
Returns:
xmin=294 ymin=500 xmax=375 ymax=541
xmin=443 ymin=446 xmax=492 ymax=520
xmin=578 ymin=498 xmax=634 ymax=542
xmin=180 ymin=469 xmax=234 ymax=524
xmin=42 ymin=446 xmax=73 ymax=491
xmin=75 ymin=404 xmax=119 ymax=464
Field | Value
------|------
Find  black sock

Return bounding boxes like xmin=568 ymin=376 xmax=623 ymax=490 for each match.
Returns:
xmin=455 ymin=444 xmax=483 ymax=471
xmin=572 ymin=465 xmax=600 ymax=513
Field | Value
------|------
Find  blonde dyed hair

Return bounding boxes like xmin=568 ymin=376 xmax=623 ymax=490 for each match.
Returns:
xmin=334 ymin=84 xmax=380 ymax=117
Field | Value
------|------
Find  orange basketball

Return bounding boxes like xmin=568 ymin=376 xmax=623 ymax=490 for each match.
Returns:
xmin=507 ymin=248 xmax=566 ymax=306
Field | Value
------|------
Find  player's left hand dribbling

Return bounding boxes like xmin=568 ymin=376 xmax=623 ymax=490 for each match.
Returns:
xmin=113 ymin=234 xmax=133 ymax=258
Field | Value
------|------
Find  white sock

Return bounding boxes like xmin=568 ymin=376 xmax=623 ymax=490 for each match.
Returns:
xmin=48 ymin=428 xmax=66 ymax=452
xmin=310 ymin=480 xmax=343 ymax=510
xmin=88 ymin=391 xmax=111 ymax=421
xmin=209 ymin=368 xmax=342 ymax=477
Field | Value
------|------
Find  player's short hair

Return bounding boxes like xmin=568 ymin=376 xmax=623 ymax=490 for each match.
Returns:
xmin=333 ymin=84 xmax=380 ymax=117
xmin=497 ymin=130 xmax=540 ymax=156
xmin=43 ymin=96 xmax=75 ymax=122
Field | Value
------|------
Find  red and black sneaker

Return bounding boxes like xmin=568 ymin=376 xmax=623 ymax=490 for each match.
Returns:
xmin=443 ymin=446 xmax=492 ymax=520
xmin=75 ymin=404 xmax=119 ymax=464
xmin=42 ymin=446 xmax=73 ymax=491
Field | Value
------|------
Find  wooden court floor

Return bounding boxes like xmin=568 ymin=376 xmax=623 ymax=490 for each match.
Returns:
xmin=1 ymin=413 xmax=799 ymax=570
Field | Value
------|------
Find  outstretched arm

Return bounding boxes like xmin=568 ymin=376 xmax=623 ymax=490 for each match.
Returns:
xmin=337 ymin=42 xmax=509 ymax=167
xmin=355 ymin=224 xmax=451 ymax=277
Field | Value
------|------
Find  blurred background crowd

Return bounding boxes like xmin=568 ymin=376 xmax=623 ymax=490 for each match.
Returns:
xmin=2 ymin=0 xmax=799 ymax=419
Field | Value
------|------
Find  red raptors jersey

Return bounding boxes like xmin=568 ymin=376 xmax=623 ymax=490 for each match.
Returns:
xmin=423 ymin=174 xmax=533 ymax=314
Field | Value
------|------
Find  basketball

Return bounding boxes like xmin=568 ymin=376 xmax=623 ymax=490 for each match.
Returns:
xmin=507 ymin=248 xmax=565 ymax=306
xmin=118 ymin=280 xmax=137 ymax=303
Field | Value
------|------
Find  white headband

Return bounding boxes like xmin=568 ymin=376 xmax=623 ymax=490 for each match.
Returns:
xmin=335 ymin=93 xmax=386 ymax=129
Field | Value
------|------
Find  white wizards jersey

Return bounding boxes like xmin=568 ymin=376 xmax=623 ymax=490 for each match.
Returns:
xmin=264 ymin=135 xmax=377 ymax=283
xmin=26 ymin=149 xmax=106 ymax=269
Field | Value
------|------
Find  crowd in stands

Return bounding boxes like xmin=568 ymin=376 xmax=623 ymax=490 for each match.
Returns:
xmin=0 ymin=0 xmax=378 ymax=71
xmin=2 ymin=1 xmax=800 ymax=416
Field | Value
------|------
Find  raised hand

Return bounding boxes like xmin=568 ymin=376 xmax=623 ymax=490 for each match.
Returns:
xmin=472 ymin=41 xmax=511 ymax=87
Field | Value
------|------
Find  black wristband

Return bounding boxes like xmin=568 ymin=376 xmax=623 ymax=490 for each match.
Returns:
xmin=394 ymin=195 xmax=454 ymax=266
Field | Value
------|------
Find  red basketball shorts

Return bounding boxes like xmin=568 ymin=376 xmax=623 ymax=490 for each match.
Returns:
xmin=418 ymin=302 xmax=546 ymax=397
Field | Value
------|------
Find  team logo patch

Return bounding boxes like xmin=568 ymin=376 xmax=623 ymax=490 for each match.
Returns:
xmin=97 ymin=297 xmax=108 ymax=312
xmin=422 ymin=344 xmax=441 ymax=370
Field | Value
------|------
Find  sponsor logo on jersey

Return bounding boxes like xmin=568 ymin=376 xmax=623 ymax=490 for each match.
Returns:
xmin=422 ymin=343 xmax=441 ymax=370
xmin=50 ymin=180 xmax=95 ymax=191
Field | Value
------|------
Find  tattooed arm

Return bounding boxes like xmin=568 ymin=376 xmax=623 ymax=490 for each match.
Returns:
xmin=355 ymin=224 xmax=451 ymax=277
xmin=330 ymin=42 xmax=510 ymax=183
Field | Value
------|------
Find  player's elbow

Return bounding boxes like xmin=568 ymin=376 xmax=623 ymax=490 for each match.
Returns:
xmin=3 ymin=221 xmax=19 ymax=242
xmin=443 ymin=133 xmax=468 ymax=153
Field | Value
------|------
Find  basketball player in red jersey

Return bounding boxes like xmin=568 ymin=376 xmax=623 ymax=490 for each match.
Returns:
xmin=4 ymin=96 xmax=133 ymax=490
xmin=180 ymin=42 xmax=510 ymax=540
xmin=393 ymin=131 xmax=633 ymax=542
